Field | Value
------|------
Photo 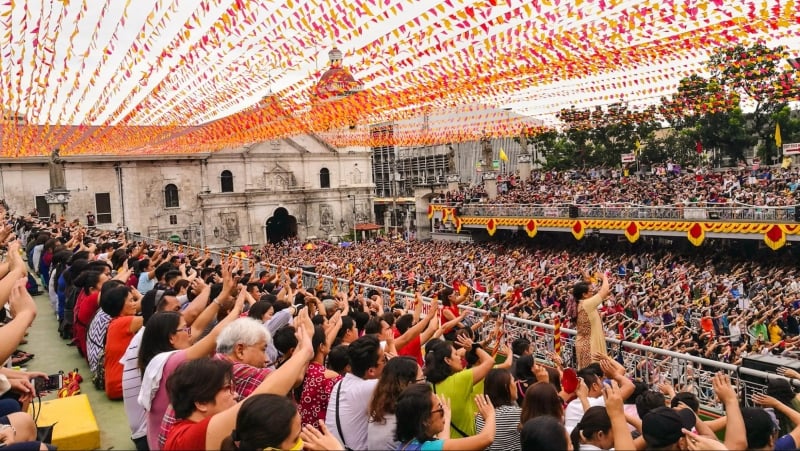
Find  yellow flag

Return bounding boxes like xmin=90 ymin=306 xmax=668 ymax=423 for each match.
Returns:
xmin=634 ymin=139 xmax=641 ymax=155
xmin=499 ymin=148 xmax=508 ymax=162
xmin=776 ymin=123 xmax=782 ymax=148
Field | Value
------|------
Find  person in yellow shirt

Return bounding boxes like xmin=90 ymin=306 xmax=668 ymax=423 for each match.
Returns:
xmin=423 ymin=336 xmax=495 ymax=438
xmin=768 ymin=318 xmax=785 ymax=344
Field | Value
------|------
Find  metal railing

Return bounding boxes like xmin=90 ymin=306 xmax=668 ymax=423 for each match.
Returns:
xmin=128 ymin=233 xmax=795 ymax=414
xmin=297 ymin=271 xmax=796 ymax=414
xmin=438 ymin=203 xmax=798 ymax=223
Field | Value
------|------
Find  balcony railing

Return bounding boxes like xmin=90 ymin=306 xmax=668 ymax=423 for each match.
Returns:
xmin=435 ymin=203 xmax=798 ymax=223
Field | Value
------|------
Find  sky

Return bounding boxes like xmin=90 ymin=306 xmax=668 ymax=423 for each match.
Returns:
xmin=0 ymin=0 xmax=798 ymax=138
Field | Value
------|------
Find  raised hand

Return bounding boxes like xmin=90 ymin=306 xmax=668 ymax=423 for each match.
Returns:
xmin=300 ymin=421 xmax=345 ymax=451
xmin=777 ymin=367 xmax=800 ymax=380
xmin=532 ymin=361 xmax=550 ymax=383
xmin=711 ymin=373 xmax=738 ymax=405
xmin=455 ymin=334 xmax=474 ymax=350
xmin=751 ymin=392 xmax=779 ymax=408
xmin=474 ymin=394 xmax=495 ymax=421
xmin=682 ymin=428 xmax=727 ymax=451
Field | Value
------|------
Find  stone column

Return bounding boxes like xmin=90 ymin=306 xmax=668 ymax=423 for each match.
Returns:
xmin=447 ymin=174 xmax=460 ymax=192
xmin=200 ymin=159 xmax=210 ymax=194
xmin=414 ymin=187 xmax=433 ymax=240
xmin=242 ymin=153 xmax=254 ymax=191
xmin=517 ymin=154 xmax=532 ymax=181
xmin=483 ymin=173 xmax=498 ymax=199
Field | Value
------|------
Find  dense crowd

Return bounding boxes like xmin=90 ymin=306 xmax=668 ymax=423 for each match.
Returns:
xmin=3 ymin=207 xmax=800 ymax=450
xmin=438 ymin=166 xmax=800 ymax=207
xmin=259 ymin=237 xmax=800 ymax=369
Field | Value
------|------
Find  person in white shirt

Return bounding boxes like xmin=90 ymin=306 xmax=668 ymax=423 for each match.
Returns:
xmin=325 ymin=335 xmax=386 ymax=451
xmin=564 ymin=359 xmax=635 ymax=434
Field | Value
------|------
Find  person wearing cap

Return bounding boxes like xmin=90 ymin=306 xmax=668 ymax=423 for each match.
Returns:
xmin=640 ymin=374 xmax=744 ymax=451
xmin=641 ymin=406 xmax=697 ymax=450
xmin=739 ymin=406 xmax=790 ymax=451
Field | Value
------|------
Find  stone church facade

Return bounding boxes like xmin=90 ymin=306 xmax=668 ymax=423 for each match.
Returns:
xmin=0 ymin=135 xmax=374 ymax=248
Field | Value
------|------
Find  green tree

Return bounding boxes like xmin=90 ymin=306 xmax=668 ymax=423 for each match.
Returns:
xmin=708 ymin=43 xmax=791 ymax=163
xmin=658 ymin=74 xmax=747 ymax=162
xmin=774 ymin=105 xmax=800 ymax=156
xmin=557 ymin=103 xmax=660 ymax=168
xmin=640 ymin=129 xmax=696 ymax=167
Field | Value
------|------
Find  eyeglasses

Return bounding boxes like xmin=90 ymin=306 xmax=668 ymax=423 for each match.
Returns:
xmin=220 ymin=383 xmax=234 ymax=394
xmin=174 ymin=326 xmax=191 ymax=335
xmin=431 ymin=402 xmax=444 ymax=416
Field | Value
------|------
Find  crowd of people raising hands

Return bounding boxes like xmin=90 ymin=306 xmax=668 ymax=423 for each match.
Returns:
xmin=436 ymin=166 xmax=800 ymax=208
xmin=4 ymin=205 xmax=800 ymax=450
xmin=259 ymin=235 xmax=800 ymax=372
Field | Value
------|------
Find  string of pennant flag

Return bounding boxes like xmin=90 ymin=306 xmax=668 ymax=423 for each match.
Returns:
xmin=0 ymin=0 xmax=797 ymax=156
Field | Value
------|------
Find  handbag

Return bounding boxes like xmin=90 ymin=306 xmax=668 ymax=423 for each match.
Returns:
xmin=30 ymin=395 xmax=56 ymax=444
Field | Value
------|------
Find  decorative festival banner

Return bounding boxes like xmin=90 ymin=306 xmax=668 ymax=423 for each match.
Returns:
xmin=0 ymin=0 xmax=795 ymax=155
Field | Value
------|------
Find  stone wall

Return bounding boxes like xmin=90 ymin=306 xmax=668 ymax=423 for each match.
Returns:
xmin=1 ymin=137 xmax=373 ymax=247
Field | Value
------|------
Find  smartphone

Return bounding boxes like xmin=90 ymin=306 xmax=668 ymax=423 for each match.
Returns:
xmin=34 ymin=374 xmax=64 ymax=392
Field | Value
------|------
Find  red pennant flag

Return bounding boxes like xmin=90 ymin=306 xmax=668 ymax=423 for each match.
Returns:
xmin=695 ymin=140 xmax=703 ymax=154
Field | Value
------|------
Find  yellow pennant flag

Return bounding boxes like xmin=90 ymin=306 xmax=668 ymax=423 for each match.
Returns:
xmin=499 ymin=148 xmax=508 ymax=162
xmin=776 ymin=123 xmax=782 ymax=148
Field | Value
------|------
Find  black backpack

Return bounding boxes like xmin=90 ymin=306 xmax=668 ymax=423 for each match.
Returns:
xmin=59 ymin=286 xmax=79 ymax=340
xmin=26 ymin=273 xmax=41 ymax=295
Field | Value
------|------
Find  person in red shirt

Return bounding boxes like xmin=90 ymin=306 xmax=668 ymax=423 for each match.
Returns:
xmin=163 ymin=325 xmax=314 ymax=450
xmin=73 ymin=270 xmax=110 ymax=358
xmin=440 ymin=287 xmax=467 ymax=340
xmin=102 ymin=284 xmax=143 ymax=400
xmin=395 ymin=298 xmax=441 ymax=366
xmin=298 ymin=324 xmax=343 ymax=426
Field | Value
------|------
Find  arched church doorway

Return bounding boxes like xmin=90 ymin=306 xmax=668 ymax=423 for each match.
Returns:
xmin=266 ymin=207 xmax=298 ymax=244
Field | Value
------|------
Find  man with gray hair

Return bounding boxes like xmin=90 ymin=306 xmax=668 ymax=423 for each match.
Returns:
xmin=215 ymin=317 xmax=272 ymax=386
xmin=157 ymin=317 xmax=273 ymax=448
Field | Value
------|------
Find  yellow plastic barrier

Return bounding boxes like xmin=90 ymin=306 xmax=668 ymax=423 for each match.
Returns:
xmin=29 ymin=394 xmax=100 ymax=450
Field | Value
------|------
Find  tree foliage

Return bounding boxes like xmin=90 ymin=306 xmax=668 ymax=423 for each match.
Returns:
xmin=707 ymin=43 xmax=792 ymax=163
xmin=527 ymin=43 xmax=799 ymax=169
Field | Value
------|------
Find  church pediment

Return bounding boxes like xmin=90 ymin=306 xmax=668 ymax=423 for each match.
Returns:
xmin=267 ymin=163 xmax=292 ymax=175
xmin=265 ymin=164 xmax=296 ymax=190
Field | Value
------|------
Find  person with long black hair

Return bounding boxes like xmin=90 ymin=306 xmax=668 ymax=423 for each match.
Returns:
xmin=395 ymin=383 xmax=496 ymax=451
